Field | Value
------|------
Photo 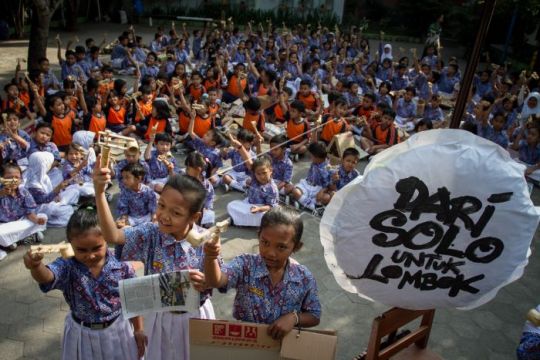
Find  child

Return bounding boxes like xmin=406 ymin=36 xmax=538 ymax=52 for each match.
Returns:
xmin=268 ymin=135 xmax=294 ymax=197
xmin=26 ymin=152 xmax=78 ymax=227
xmin=221 ymin=129 xmax=256 ymax=192
xmin=105 ymin=91 xmax=136 ymax=136
xmin=362 ymin=108 xmax=400 ymax=154
xmin=296 ymin=80 xmax=322 ymax=122
xmin=94 ymin=167 xmax=215 ymax=360
xmin=23 ymin=206 xmax=145 ymax=359
xmin=478 ymin=112 xmax=509 ymax=149
xmin=511 ymin=123 xmax=540 ymax=176
xmin=242 ymin=97 xmax=265 ymax=135
xmin=227 ymin=156 xmax=279 ymax=227
xmin=116 ymin=162 xmax=156 ymax=229
xmin=517 ymin=304 xmax=540 ymax=359
xmin=114 ymin=144 xmax=150 ymax=186
xmin=286 ymin=100 xmax=311 ymax=160
xmin=184 ymin=152 xmax=216 ymax=227
xmin=0 ymin=109 xmax=31 ymax=169
xmin=290 ymin=142 xmax=332 ymax=211
xmin=47 ymin=95 xmax=77 ymax=152
xmin=332 ymin=147 xmax=361 ymax=191
xmin=0 ymin=163 xmax=47 ymax=260
xmin=187 ymin=109 xmax=225 ymax=186
xmin=423 ymin=94 xmax=446 ymax=128
xmin=62 ymin=143 xmax=95 ymax=198
xmin=144 ymin=132 xmax=178 ymax=192
xmin=83 ymin=97 xmax=106 ymax=135
xmin=320 ymin=99 xmax=351 ymax=145
xmin=28 ymin=122 xmax=62 ymax=182
xmin=204 ymin=206 xmax=321 ymax=339
xmin=137 ymin=100 xmax=173 ymax=141
xmin=393 ymin=86 xmax=417 ymax=131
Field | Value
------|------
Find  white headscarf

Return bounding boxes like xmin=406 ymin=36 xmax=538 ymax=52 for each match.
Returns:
xmin=26 ymin=152 xmax=54 ymax=194
xmin=72 ymin=130 xmax=97 ymax=165
xmin=381 ymin=44 xmax=393 ymax=62
xmin=521 ymin=92 xmax=540 ymax=119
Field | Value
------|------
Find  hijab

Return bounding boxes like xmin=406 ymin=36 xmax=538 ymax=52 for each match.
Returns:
xmin=26 ymin=152 xmax=54 ymax=194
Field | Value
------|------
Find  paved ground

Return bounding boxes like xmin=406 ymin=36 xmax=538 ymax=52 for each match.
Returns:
xmin=0 ymin=22 xmax=537 ymax=360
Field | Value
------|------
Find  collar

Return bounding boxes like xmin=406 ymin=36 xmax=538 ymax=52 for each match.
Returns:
xmin=162 ymin=224 xmax=203 ymax=248
xmin=253 ymin=256 xmax=303 ymax=284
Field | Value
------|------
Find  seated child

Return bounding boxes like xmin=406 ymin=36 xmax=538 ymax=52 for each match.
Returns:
xmin=23 ymin=206 xmax=145 ymax=360
xmin=221 ymin=129 xmax=256 ymax=192
xmin=105 ymin=91 xmax=136 ymax=136
xmin=83 ymin=97 xmax=106 ymax=135
xmin=329 ymin=146 xmax=360 ymax=196
xmin=242 ymin=97 xmax=265 ymax=135
xmin=478 ymin=112 xmax=509 ymax=149
xmin=116 ymin=163 xmax=156 ymax=229
xmin=46 ymin=94 xmax=78 ymax=153
xmin=319 ymin=99 xmax=351 ymax=145
xmin=137 ymin=100 xmax=173 ymax=141
xmin=268 ymin=135 xmax=295 ymax=197
xmin=423 ymin=94 xmax=446 ymax=128
xmin=361 ymin=108 xmax=400 ymax=154
xmin=511 ymin=123 xmax=540 ymax=176
xmin=28 ymin=122 xmax=63 ymax=185
xmin=0 ymin=163 xmax=47 ymax=261
xmin=144 ymin=133 xmax=178 ymax=192
xmin=227 ymin=156 xmax=279 ymax=227
xmin=62 ymin=144 xmax=95 ymax=198
xmin=296 ymin=80 xmax=322 ymax=122
xmin=184 ymin=152 xmax=216 ymax=227
xmin=26 ymin=152 xmax=78 ymax=227
xmin=0 ymin=109 xmax=31 ymax=169
xmin=290 ymin=142 xmax=332 ymax=211
xmin=393 ymin=86 xmax=417 ymax=131
xmin=114 ymin=143 xmax=150 ymax=186
xmin=286 ymin=100 xmax=311 ymax=160
xmin=187 ymin=109 xmax=225 ymax=186
xmin=204 ymin=206 xmax=321 ymax=338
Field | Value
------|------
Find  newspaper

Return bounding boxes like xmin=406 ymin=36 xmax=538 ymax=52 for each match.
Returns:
xmin=119 ymin=270 xmax=199 ymax=319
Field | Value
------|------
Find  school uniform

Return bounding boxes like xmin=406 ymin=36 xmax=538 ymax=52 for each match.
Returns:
xmin=0 ymin=129 xmax=31 ymax=169
xmin=423 ymin=104 xmax=444 ymax=124
xmin=147 ymin=149 xmax=179 ymax=187
xmin=519 ymin=140 xmax=540 ymax=166
xmin=0 ymin=186 xmax=47 ymax=248
xmin=296 ymin=161 xmax=332 ymax=210
xmin=320 ymin=117 xmax=349 ymax=144
xmin=395 ymin=98 xmax=416 ymax=131
xmin=62 ymin=160 xmax=95 ymax=198
xmin=60 ymin=61 xmax=87 ymax=82
xmin=115 ymin=159 xmax=151 ymax=186
xmin=26 ymin=152 xmax=77 ymax=227
xmin=51 ymin=112 xmax=76 ymax=150
xmin=122 ymin=223 xmax=215 ymax=360
xmin=271 ymin=151 xmax=293 ymax=195
xmin=333 ymin=166 xmax=360 ymax=191
xmin=222 ymin=148 xmax=255 ymax=192
xmin=106 ymin=106 xmax=127 ymax=134
xmin=201 ymin=177 xmax=216 ymax=226
xmin=117 ymin=183 xmax=156 ymax=226
xmin=28 ymin=139 xmax=63 ymax=185
xmin=39 ymin=252 xmax=139 ymax=360
xmin=191 ymin=137 xmax=222 ymax=175
xmin=227 ymin=178 xmax=279 ymax=227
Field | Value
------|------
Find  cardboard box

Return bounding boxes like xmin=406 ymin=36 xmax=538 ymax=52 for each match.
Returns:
xmin=190 ymin=319 xmax=337 ymax=360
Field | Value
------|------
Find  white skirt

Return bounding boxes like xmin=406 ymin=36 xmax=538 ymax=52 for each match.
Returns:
xmin=227 ymin=199 xmax=266 ymax=227
xmin=59 ymin=185 xmax=81 ymax=206
xmin=225 ymin=170 xmax=248 ymax=192
xmin=49 ymin=168 xmax=64 ymax=188
xmin=66 ymin=182 xmax=95 ymax=198
xmin=0 ymin=215 xmax=47 ymax=247
xmin=38 ymin=202 xmax=74 ymax=227
xmin=145 ymin=299 xmax=214 ymax=360
xmin=296 ymin=179 xmax=322 ymax=210
xmin=201 ymin=209 xmax=215 ymax=226
xmin=62 ymin=313 xmax=139 ymax=360
xmin=394 ymin=115 xmax=416 ymax=132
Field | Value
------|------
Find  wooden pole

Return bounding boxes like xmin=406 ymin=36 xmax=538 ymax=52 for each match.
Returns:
xmin=449 ymin=0 xmax=497 ymax=129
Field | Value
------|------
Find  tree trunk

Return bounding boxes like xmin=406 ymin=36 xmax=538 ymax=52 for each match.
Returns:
xmin=66 ymin=0 xmax=79 ymax=32
xmin=27 ymin=3 xmax=51 ymax=71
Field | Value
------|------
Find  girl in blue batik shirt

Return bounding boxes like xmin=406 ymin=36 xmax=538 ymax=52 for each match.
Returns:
xmin=0 ymin=110 xmax=31 ymax=170
xmin=23 ymin=205 xmax=146 ymax=360
xmin=204 ymin=206 xmax=321 ymax=340
xmin=184 ymin=151 xmax=216 ymax=227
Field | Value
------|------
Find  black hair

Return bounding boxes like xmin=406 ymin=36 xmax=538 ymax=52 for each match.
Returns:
xmin=191 ymin=71 xmax=203 ymax=79
xmin=155 ymin=133 xmax=172 ymax=144
xmin=259 ymin=206 xmax=304 ymax=250
xmin=86 ymin=78 xmax=98 ymax=92
xmin=152 ymin=100 xmax=171 ymax=119
xmin=252 ymin=155 xmax=272 ymax=172
xmin=63 ymin=77 xmax=75 ymax=89
xmin=74 ymin=45 xmax=86 ymax=54
xmin=85 ymin=38 xmax=94 ymax=47
xmin=282 ymin=87 xmax=293 ymax=96
xmin=405 ymin=86 xmax=416 ymax=96
xmin=334 ymin=98 xmax=348 ymax=108
xmin=163 ymin=174 xmax=207 ymax=214
xmin=244 ymin=97 xmax=261 ymax=111
xmin=290 ymin=100 xmax=306 ymax=113
xmin=299 ymin=79 xmax=312 ymax=88
xmin=3 ymin=81 xmax=18 ymax=92
xmin=308 ymin=142 xmax=327 ymax=159
xmin=1 ymin=162 xmax=22 ymax=176
xmin=363 ymin=93 xmax=376 ymax=103
xmin=270 ymin=134 xmax=288 ymax=148
xmin=342 ymin=147 xmax=360 ymax=159
xmin=327 ymin=91 xmax=345 ymax=104
xmin=414 ymin=119 xmax=433 ymax=132
xmin=101 ymin=65 xmax=113 ymax=73
xmin=65 ymin=50 xmax=76 ymax=58
xmin=35 ymin=121 xmax=54 ymax=133
xmin=460 ymin=121 xmax=477 ymax=135
xmin=382 ymin=108 xmax=396 ymax=119
xmin=66 ymin=203 xmax=101 ymax=241
xmin=90 ymin=46 xmax=100 ymax=54
xmin=114 ymin=79 xmax=127 ymax=95
xmin=236 ymin=128 xmax=255 ymax=143
xmin=185 ymin=151 xmax=213 ymax=179
xmin=38 ymin=57 xmax=49 ymax=64
xmin=121 ymin=162 xmax=146 ymax=179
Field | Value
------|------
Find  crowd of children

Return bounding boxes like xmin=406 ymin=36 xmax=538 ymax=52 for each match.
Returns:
xmin=0 ymin=18 xmax=538 ymax=359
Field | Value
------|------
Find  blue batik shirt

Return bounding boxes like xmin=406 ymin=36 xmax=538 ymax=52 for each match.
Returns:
xmin=117 ymin=183 xmax=156 ymax=218
xmin=0 ymin=130 xmax=30 ymax=162
xmin=270 ymin=150 xmax=293 ymax=184
xmin=246 ymin=178 xmax=279 ymax=206
xmin=306 ymin=161 xmax=332 ymax=188
xmin=0 ymin=187 xmax=37 ymax=222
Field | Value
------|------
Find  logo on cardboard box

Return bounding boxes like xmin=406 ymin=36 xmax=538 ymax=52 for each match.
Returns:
xmin=212 ymin=324 xmax=226 ymax=336
xmin=228 ymin=324 xmax=242 ymax=337
xmin=244 ymin=326 xmax=257 ymax=339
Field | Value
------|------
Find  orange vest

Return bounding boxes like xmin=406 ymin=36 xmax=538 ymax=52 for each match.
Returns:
xmin=19 ymin=91 xmax=30 ymax=108
xmin=135 ymin=100 xmax=153 ymax=123
xmin=297 ymin=92 xmax=318 ymax=111
xmin=273 ymin=103 xmax=287 ymax=123
xmin=204 ymin=78 xmax=219 ymax=90
xmin=193 ymin=115 xmax=213 ymax=138
xmin=189 ymin=84 xmax=206 ymax=103
xmin=178 ymin=111 xmax=191 ymax=134
xmin=227 ymin=75 xmax=247 ymax=98
xmin=69 ymin=96 xmax=79 ymax=112
xmin=287 ymin=119 xmax=309 ymax=143
xmin=51 ymin=113 xmax=74 ymax=146
xmin=258 ymin=83 xmax=269 ymax=96
xmin=89 ymin=115 xmax=106 ymax=136
xmin=107 ymin=107 xmax=126 ymax=125
xmin=374 ymin=125 xmax=399 ymax=145
xmin=145 ymin=117 xmax=167 ymax=140
xmin=320 ymin=117 xmax=348 ymax=143
xmin=243 ymin=112 xmax=265 ymax=134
